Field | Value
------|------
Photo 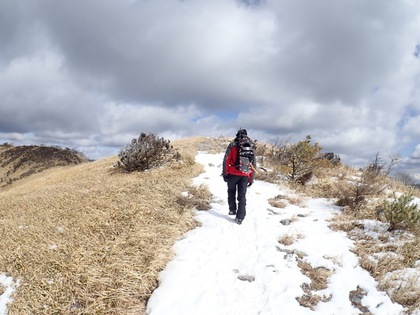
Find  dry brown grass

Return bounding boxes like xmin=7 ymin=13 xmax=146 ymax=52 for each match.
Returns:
xmin=254 ymin=164 xmax=284 ymax=184
xmin=0 ymin=137 xmax=210 ymax=314
xmin=296 ymin=260 xmax=333 ymax=310
xmin=329 ymin=215 xmax=364 ymax=233
xmin=195 ymin=136 xmax=231 ymax=154
xmin=278 ymin=235 xmax=296 ymax=246
xmin=268 ymin=195 xmax=287 ymax=208
xmin=329 ymin=214 xmax=420 ymax=313
xmin=0 ymin=144 xmax=87 ymax=188
xmin=379 ymin=269 xmax=420 ymax=314
xmin=176 ymin=184 xmax=213 ymax=211
xmin=298 ymin=261 xmax=333 ymax=291
xmin=355 ymin=238 xmax=420 ymax=313
xmin=312 ymin=160 xmax=420 ymax=313
xmin=259 ymin=142 xmax=420 ymax=312
xmin=278 ymin=233 xmax=305 ymax=246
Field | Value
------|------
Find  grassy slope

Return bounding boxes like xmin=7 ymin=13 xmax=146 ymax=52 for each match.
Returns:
xmin=0 ymin=144 xmax=88 ymax=189
xmin=1 ymin=137 xmax=418 ymax=314
xmin=0 ymin=137 xmax=209 ymax=314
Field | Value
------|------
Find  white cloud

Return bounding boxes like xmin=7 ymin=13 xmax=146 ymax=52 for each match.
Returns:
xmin=0 ymin=51 xmax=104 ymax=134
xmin=0 ymin=0 xmax=420 ymax=168
xmin=409 ymin=144 xmax=420 ymax=159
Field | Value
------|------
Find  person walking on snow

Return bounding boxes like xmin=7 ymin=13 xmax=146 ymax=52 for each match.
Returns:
xmin=222 ymin=129 xmax=256 ymax=225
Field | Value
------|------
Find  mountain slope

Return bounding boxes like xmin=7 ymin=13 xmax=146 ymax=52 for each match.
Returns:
xmin=0 ymin=137 xmax=418 ymax=314
xmin=0 ymin=137 xmax=208 ymax=314
xmin=0 ymin=144 xmax=88 ymax=188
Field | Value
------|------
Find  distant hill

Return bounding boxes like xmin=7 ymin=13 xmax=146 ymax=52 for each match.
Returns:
xmin=0 ymin=143 xmax=88 ymax=188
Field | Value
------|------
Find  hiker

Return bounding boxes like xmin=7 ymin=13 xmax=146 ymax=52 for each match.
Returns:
xmin=222 ymin=129 xmax=256 ymax=225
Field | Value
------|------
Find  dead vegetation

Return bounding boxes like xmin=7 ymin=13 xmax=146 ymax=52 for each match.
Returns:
xmin=258 ymin=140 xmax=419 ymax=313
xmin=176 ymin=184 xmax=213 ymax=211
xmin=349 ymin=286 xmax=370 ymax=314
xmin=296 ymin=260 xmax=333 ymax=310
xmin=197 ymin=136 xmax=232 ymax=154
xmin=0 ymin=144 xmax=87 ymax=188
xmin=0 ymin=137 xmax=211 ymax=314
xmin=278 ymin=234 xmax=297 ymax=246
xmin=353 ymin=234 xmax=419 ymax=313
xmin=268 ymin=195 xmax=288 ymax=208
xmin=1 ymin=136 xmax=419 ymax=314
xmin=115 ymin=133 xmax=181 ymax=172
xmin=329 ymin=216 xmax=420 ymax=313
xmin=268 ymin=193 xmax=305 ymax=209
xmin=277 ymin=232 xmax=334 ymax=310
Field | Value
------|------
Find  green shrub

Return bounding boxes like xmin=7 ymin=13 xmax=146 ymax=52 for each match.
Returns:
xmin=116 ymin=132 xmax=180 ymax=172
xmin=383 ymin=192 xmax=420 ymax=231
xmin=282 ymin=135 xmax=323 ymax=185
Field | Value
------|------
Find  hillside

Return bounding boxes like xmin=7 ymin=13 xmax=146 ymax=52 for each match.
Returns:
xmin=0 ymin=137 xmax=419 ymax=314
xmin=0 ymin=137 xmax=214 ymax=314
xmin=0 ymin=144 xmax=88 ymax=188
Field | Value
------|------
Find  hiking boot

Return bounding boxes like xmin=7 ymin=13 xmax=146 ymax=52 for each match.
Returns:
xmin=229 ymin=210 xmax=236 ymax=215
xmin=235 ymin=218 xmax=243 ymax=225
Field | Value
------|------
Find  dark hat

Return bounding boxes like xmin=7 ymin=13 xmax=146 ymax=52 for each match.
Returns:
xmin=236 ymin=129 xmax=247 ymax=137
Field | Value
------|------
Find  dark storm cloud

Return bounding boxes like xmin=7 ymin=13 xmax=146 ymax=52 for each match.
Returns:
xmin=28 ymin=0 xmax=279 ymax=108
xmin=0 ymin=51 xmax=103 ymax=135
xmin=266 ymin=1 xmax=415 ymax=104
xmin=0 ymin=0 xmax=419 ymax=178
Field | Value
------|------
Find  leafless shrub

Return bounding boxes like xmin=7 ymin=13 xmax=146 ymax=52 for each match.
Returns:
xmin=254 ymin=165 xmax=283 ymax=184
xmin=255 ymin=143 xmax=268 ymax=165
xmin=335 ymin=153 xmax=398 ymax=212
xmin=266 ymin=137 xmax=290 ymax=162
xmin=368 ymin=152 xmax=399 ymax=176
xmin=116 ymin=133 xmax=181 ymax=172
xmin=394 ymin=172 xmax=417 ymax=187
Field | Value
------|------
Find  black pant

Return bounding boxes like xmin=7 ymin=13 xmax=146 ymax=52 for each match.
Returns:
xmin=227 ymin=175 xmax=248 ymax=220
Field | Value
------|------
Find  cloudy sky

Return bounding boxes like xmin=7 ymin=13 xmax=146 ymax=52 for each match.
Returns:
xmin=1 ymin=0 xmax=420 ymax=179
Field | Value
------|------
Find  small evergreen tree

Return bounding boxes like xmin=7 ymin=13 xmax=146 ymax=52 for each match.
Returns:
xmin=383 ymin=192 xmax=420 ymax=231
xmin=283 ymin=135 xmax=323 ymax=185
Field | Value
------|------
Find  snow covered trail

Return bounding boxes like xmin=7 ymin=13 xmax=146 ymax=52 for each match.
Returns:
xmin=146 ymin=152 xmax=403 ymax=315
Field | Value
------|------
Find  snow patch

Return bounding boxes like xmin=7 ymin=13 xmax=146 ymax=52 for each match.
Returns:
xmin=0 ymin=273 xmax=17 ymax=315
